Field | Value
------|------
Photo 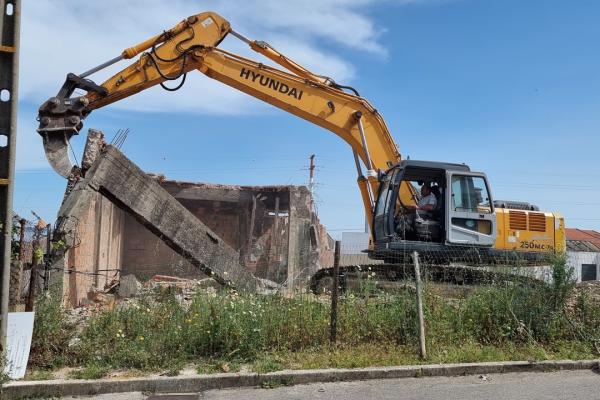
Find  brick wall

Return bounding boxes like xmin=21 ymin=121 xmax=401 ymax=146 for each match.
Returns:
xmin=65 ymin=193 xmax=125 ymax=307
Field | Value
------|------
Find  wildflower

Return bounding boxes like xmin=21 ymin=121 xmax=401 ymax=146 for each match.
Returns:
xmin=186 ymin=319 xmax=192 ymax=324
xmin=138 ymin=336 xmax=145 ymax=341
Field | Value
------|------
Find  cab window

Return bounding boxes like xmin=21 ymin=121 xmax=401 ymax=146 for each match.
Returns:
xmin=451 ymin=175 xmax=492 ymax=213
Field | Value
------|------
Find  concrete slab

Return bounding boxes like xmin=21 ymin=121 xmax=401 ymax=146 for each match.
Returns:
xmin=53 ymin=145 xmax=277 ymax=294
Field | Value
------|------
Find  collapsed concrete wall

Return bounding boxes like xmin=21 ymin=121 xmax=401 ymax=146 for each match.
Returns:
xmin=51 ymin=134 xmax=333 ymax=307
xmin=116 ymin=181 xmax=333 ymax=290
xmin=121 ymin=180 xmax=295 ymax=283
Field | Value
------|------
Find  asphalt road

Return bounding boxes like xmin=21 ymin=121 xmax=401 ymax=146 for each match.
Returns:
xmin=71 ymin=370 xmax=600 ymax=400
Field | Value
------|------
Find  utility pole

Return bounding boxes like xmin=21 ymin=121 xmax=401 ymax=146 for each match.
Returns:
xmin=0 ymin=0 xmax=21 ymax=354
xmin=308 ymin=154 xmax=315 ymax=212
xmin=308 ymin=154 xmax=315 ymax=193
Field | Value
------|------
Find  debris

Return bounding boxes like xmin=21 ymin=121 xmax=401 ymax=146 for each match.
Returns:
xmin=104 ymin=278 xmax=120 ymax=294
xmin=81 ymin=128 xmax=105 ymax=173
xmin=196 ymin=277 xmax=222 ymax=290
xmin=567 ymin=281 xmax=600 ymax=312
xmin=150 ymin=275 xmax=190 ymax=282
xmin=118 ymin=274 xmax=141 ymax=298
xmin=87 ymin=290 xmax=115 ymax=309
xmin=140 ymin=275 xmax=222 ymax=305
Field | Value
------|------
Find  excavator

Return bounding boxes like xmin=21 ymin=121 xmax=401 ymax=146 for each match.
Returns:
xmin=37 ymin=11 xmax=565 ymax=275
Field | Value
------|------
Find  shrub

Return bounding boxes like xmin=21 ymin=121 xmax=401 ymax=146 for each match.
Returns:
xmin=29 ymin=294 xmax=75 ymax=369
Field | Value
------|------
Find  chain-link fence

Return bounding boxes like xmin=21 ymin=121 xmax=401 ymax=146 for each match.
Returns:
xmin=9 ymin=216 xmax=53 ymax=311
xmin=320 ymin=241 xmax=600 ymax=361
xmin=19 ymin=223 xmax=600 ymax=375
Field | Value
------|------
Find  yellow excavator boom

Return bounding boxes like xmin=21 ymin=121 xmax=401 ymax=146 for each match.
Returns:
xmin=37 ymin=11 xmax=416 ymax=231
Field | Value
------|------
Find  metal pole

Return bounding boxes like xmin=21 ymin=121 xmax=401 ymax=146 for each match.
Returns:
xmin=44 ymin=223 xmax=52 ymax=290
xmin=25 ymin=227 xmax=42 ymax=312
xmin=0 ymin=0 xmax=21 ymax=355
xmin=17 ymin=218 xmax=25 ymax=261
xmin=330 ymin=240 xmax=341 ymax=345
xmin=45 ymin=223 xmax=52 ymax=255
xmin=412 ymin=251 xmax=427 ymax=360
xmin=25 ymin=261 xmax=37 ymax=312
xmin=308 ymin=154 xmax=315 ymax=212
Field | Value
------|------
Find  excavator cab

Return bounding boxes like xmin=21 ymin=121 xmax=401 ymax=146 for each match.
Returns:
xmin=372 ymin=160 xmax=497 ymax=262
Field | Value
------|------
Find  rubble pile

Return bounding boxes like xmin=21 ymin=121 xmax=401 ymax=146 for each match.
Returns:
xmin=568 ymin=280 xmax=600 ymax=310
xmin=68 ymin=273 xmax=224 ymax=325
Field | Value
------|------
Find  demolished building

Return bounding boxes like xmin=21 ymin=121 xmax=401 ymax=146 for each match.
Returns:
xmin=49 ymin=135 xmax=333 ymax=307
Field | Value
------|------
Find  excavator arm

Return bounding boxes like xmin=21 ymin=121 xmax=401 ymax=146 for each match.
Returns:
xmin=37 ymin=11 xmax=415 ymax=230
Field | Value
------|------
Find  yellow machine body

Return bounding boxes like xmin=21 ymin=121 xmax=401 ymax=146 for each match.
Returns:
xmin=494 ymin=209 xmax=566 ymax=253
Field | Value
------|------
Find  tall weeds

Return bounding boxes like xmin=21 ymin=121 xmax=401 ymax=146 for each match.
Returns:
xmin=27 ymin=254 xmax=599 ymax=373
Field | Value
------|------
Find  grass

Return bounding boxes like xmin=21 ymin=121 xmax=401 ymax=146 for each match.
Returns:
xmin=260 ymin=377 xmax=294 ymax=389
xmin=25 ymin=369 xmax=55 ymax=381
xmin=22 ymin=254 xmax=600 ymax=380
xmin=252 ymin=356 xmax=285 ymax=373
xmin=196 ymin=359 xmax=242 ymax=374
xmin=250 ymin=341 xmax=597 ymax=371
xmin=68 ymin=364 xmax=109 ymax=380
xmin=29 ymin=292 xmax=76 ymax=370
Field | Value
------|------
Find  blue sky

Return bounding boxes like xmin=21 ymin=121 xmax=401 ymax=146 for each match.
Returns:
xmin=13 ymin=0 xmax=600 ymax=235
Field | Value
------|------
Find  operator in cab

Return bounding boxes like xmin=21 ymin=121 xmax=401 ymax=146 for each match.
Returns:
xmin=406 ymin=184 xmax=437 ymax=212
xmin=396 ymin=183 xmax=438 ymax=238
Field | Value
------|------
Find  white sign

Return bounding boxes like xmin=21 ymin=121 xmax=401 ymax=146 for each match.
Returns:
xmin=4 ymin=312 xmax=35 ymax=380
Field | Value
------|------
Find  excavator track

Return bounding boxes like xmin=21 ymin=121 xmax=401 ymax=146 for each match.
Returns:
xmin=310 ymin=262 xmax=543 ymax=295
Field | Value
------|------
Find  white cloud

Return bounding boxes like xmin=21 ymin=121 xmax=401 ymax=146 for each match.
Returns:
xmin=17 ymin=0 xmax=434 ymax=168
xmin=19 ymin=0 xmax=427 ymax=113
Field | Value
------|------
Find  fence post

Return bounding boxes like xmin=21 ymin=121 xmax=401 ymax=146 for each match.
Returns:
xmin=412 ymin=251 xmax=427 ymax=360
xmin=330 ymin=240 xmax=341 ymax=345
xmin=8 ymin=219 xmax=27 ymax=311
xmin=44 ymin=223 xmax=52 ymax=290
xmin=25 ymin=225 xmax=43 ymax=312
xmin=25 ymin=259 xmax=38 ymax=312
xmin=18 ymin=218 xmax=26 ymax=261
